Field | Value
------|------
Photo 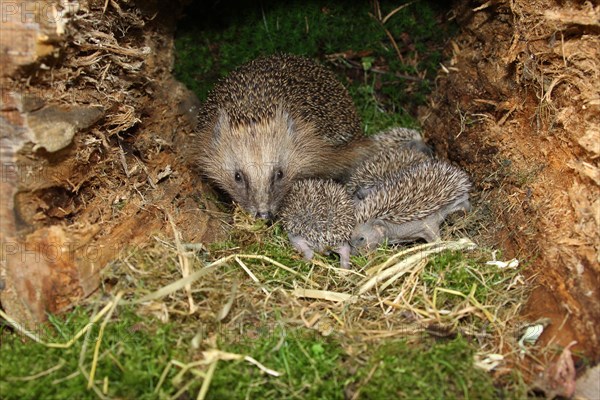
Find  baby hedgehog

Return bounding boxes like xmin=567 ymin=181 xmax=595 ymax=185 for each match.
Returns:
xmin=346 ymin=146 xmax=430 ymax=200
xmin=372 ymin=126 xmax=432 ymax=156
xmin=279 ymin=179 xmax=355 ymax=268
xmin=351 ymin=159 xmax=471 ymax=251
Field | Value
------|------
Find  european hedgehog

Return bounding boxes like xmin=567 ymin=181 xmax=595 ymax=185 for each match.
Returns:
xmin=346 ymin=146 xmax=430 ymax=200
xmin=192 ymin=54 xmax=372 ymax=219
xmin=351 ymin=160 xmax=471 ymax=251
xmin=279 ymin=179 xmax=355 ymax=268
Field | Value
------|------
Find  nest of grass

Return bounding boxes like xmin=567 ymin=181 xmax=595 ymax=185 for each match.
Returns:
xmin=1 ymin=205 xmax=530 ymax=397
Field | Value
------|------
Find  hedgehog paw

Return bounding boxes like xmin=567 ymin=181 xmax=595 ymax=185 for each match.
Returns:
xmin=288 ymin=234 xmax=314 ymax=261
xmin=336 ymin=243 xmax=352 ymax=269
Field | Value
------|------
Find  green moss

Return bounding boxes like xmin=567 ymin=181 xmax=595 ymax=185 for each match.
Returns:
xmin=209 ymin=327 xmax=346 ymax=399
xmin=348 ymin=80 xmax=419 ymax=134
xmin=0 ymin=307 xmax=185 ymax=399
xmin=353 ymin=337 xmax=498 ymax=399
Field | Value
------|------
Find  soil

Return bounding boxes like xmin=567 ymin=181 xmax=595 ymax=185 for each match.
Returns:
xmin=419 ymin=0 xmax=599 ymax=366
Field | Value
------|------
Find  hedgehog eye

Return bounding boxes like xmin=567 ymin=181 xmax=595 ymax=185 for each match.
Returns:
xmin=234 ymin=171 xmax=243 ymax=183
xmin=275 ymin=169 xmax=284 ymax=181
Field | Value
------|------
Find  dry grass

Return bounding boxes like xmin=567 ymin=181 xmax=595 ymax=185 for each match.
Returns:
xmin=78 ymin=205 xmax=529 ymax=394
xmin=2 ymin=201 xmax=531 ymax=397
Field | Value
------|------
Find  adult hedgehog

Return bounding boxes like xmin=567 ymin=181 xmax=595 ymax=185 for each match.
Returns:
xmin=192 ymin=54 xmax=371 ymax=219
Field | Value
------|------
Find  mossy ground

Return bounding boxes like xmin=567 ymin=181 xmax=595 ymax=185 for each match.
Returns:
xmin=1 ymin=1 xmax=533 ymax=399
xmin=0 ymin=219 xmax=531 ymax=399
xmin=1 ymin=308 xmax=183 ymax=400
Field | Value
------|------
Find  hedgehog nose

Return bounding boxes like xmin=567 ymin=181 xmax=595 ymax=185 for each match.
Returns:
xmin=256 ymin=211 xmax=273 ymax=220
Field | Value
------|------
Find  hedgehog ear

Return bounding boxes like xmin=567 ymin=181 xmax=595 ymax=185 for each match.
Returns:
xmin=213 ymin=108 xmax=230 ymax=140
xmin=371 ymin=219 xmax=388 ymax=235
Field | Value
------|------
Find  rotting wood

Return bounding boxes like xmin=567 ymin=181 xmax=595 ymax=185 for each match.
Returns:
xmin=419 ymin=0 xmax=600 ymax=359
xmin=0 ymin=0 xmax=227 ymax=328
xmin=1 ymin=0 xmax=78 ymax=327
